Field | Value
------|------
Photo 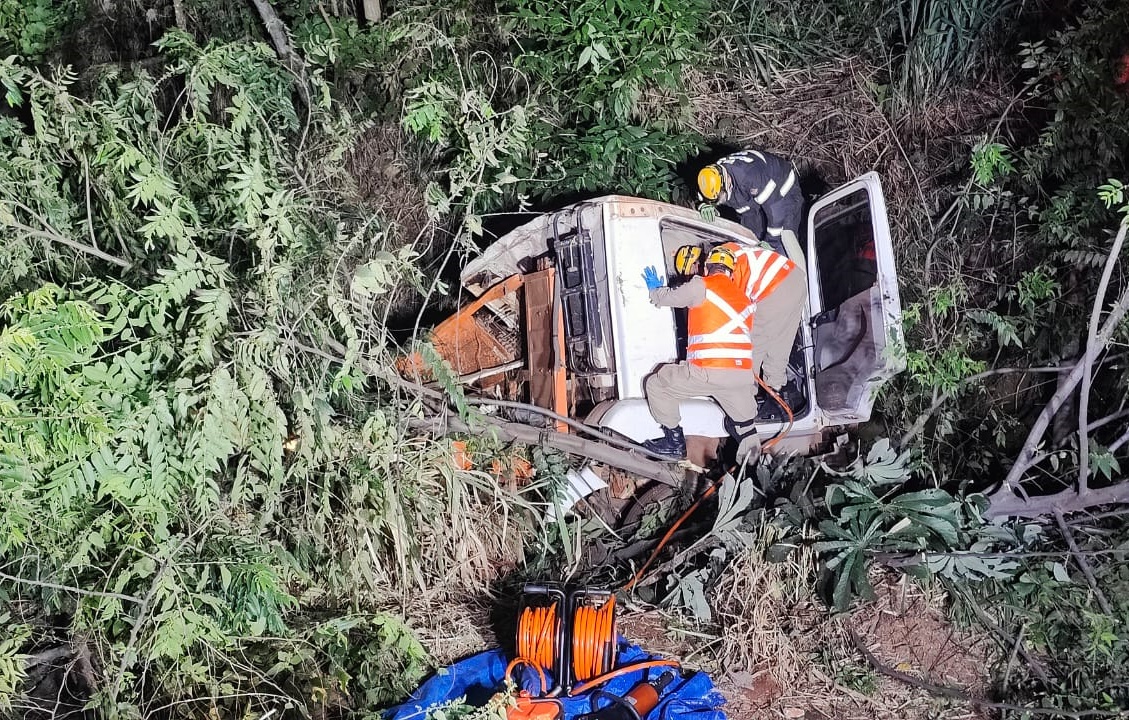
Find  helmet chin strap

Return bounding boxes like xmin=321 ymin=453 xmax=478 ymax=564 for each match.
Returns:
xmin=717 ymin=164 xmax=731 ymax=203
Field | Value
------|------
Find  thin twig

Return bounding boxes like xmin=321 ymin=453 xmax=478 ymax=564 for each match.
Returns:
xmin=854 ymin=73 xmax=936 ymax=237
xmin=1002 ymin=622 xmax=1027 ymax=692
xmin=848 ymin=626 xmax=1120 ymax=718
xmin=876 ymin=548 xmax=1126 ymax=560
xmin=3 ymin=219 xmax=131 ymax=268
xmin=954 ymin=589 xmax=1051 ymax=684
xmin=1054 ymin=509 xmax=1113 ymax=615
xmin=899 ymin=365 xmax=1067 ymax=447
xmin=0 ymin=569 xmax=142 ymax=604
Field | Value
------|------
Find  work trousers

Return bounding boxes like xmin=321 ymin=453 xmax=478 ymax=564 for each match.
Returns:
xmin=645 ymin=362 xmax=759 ymax=429
xmin=751 ymin=264 xmax=807 ymax=389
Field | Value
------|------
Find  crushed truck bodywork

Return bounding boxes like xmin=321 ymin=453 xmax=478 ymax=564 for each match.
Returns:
xmin=408 ymin=180 xmax=905 ymax=456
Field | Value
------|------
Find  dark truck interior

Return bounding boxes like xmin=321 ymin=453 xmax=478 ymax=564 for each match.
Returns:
xmin=809 ymin=188 xmax=884 ymax=414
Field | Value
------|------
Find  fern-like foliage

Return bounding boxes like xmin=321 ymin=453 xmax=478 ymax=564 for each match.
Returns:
xmin=0 ymin=33 xmax=536 ymax=718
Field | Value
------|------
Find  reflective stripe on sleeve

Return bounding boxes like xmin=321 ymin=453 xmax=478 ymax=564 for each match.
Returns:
xmin=734 ymin=205 xmax=751 ymax=214
xmin=723 ymin=150 xmax=765 ymax=164
xmin=754 ymin=180 xmax=777 ymax=205
xmin=778 ymin=169 xmax=796 ymax=197
xmin=767 ymin=226 xmax=783 ymax=237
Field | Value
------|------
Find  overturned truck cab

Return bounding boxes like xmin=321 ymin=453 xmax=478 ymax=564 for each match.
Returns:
xmin=414 ymin=173 xmax=905 ymax=455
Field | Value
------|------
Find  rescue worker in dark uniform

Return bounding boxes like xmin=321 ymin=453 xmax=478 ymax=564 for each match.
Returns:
xmin=698 ymin=150 xmax=802 ymax=255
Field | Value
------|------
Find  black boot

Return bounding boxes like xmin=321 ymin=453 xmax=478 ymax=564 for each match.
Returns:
xmin=725 ymin=417 xmax=761 ymax=463
xmin=642 ymin=425 xmax=686 ymax=459
xmin=757 ymin=392 xmax=787 ymax=422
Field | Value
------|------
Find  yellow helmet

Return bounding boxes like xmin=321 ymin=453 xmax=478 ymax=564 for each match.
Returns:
xmin=674 ymin=245 xmax=702 ymax=275
xmin=698 ymin=164 xmax=724 ymax=201
xmin=705 ymin=246 xmax=736 ymax=273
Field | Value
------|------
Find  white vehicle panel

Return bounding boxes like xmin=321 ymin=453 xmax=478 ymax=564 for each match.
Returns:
xmin=806 ymin=171 xmax=903 ymax=424
xmin=602 ymin=204 xmax=679 ymax=399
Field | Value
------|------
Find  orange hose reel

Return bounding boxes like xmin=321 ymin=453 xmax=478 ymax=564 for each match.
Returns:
xmin=515 ymin=585 xmax=619 ymax=691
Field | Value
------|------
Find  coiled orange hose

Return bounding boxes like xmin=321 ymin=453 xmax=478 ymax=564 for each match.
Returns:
xmin=516 ymin=602 xmax=559 ymax=674
xmin=517 ymin=596 xmax=620 ymax=683
xmin=571 ymin=596 xmax=616 ymax=681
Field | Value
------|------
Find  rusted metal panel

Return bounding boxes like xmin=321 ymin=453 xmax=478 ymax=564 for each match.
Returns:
xmin=396 ymin=275 xmax=524 ymax=382
xmin=524 ymin=269 xmax=555 ymax=412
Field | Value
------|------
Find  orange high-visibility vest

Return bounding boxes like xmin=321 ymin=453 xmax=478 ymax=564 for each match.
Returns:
xmin=722 ymin=242 xmax=796 ymax=303
xmin=686 ymin=274 xmax=755 ymax=370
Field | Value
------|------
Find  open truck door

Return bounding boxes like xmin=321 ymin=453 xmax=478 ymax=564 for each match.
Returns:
xmin=806 ymin=172 xmax=905 ymax=424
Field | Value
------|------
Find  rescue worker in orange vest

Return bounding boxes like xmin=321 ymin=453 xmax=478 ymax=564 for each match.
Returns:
xmin=640 ymin=247 xmax=760 ymax=460
xmin=673 ymin=241 xmax=807 ymax=412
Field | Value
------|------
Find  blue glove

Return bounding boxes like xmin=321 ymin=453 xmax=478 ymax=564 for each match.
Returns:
xmin=642 ymin=265 xmax=664 ymax=291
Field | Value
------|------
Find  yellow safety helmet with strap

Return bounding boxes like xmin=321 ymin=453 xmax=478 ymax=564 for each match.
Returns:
xmin=698 ymin=164 xmax=724 ymax=201
xmin=705 ymin=246 xmax=736 ymax=273
xmin=674 ymin=245 xmax=702 ymax=275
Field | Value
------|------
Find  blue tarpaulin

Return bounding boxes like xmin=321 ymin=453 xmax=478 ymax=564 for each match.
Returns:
xmin=385 ymin=640 xmax=727 ymax=720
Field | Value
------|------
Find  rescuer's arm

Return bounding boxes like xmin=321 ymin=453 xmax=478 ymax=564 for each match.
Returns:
xmin=649 ymin=275 xmax=706 ymax=308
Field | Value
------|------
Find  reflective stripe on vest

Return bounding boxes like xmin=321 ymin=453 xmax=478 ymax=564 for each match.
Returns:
xmin=686 ymin=275 xmax=754 ymax=370
xmin=728 ymin=243 xmax=795 ymax=302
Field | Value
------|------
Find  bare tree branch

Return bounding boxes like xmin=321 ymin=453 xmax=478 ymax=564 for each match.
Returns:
xmin=990 ymin=222 xmax=1129 ymax=517
xmin=0 ymin=569 xmax=142 ymax=604
xmin=409 ymin=414 xmax=683 ymax=486
xmin=848 ymin=626 xmax=1120 ymax=718
xmin=2 ymin=212 xmax=131 ymax=269
xmin=986 ymin=480 xmax=1129 ymax=519
xmin=1078 ymin=221 xmax=1128 ymax=493
xmin=302 ymin=339 xmax=685 ymax=486
xmin=1054 ymin=509 xmax=1113 ymax=615
xmin=1109 ymin=425 xmax=1129 ymax=454
xmin=1088 ymin=408 xmax=1129 ymax=434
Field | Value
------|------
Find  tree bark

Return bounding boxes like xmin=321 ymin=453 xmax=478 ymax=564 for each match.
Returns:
xmin=989 ymin=222 xmax=1129 ymax=518
xmin=307 ymin=338 xmax=685 ymax=486
xmin=247 ymin=0 xmax=310 ymax=106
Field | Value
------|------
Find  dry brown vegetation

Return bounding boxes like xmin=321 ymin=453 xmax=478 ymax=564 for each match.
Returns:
xmin=681 ymin=58 xmax=1015 ymax=275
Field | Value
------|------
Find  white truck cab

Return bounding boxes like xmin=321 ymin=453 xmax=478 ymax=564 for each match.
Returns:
xmin=436 ymin=173 xmax=904 ymax=454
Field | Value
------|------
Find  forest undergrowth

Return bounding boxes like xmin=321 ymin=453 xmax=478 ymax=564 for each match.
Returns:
xmin=1 ymin=0 xmax=1128 ymax=718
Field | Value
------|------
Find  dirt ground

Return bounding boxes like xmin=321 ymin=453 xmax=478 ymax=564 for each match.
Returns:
xmin=407 ymin=566 xmax=996 ymax=720
xmin=618 ymin=571 xmax=995 ymax=720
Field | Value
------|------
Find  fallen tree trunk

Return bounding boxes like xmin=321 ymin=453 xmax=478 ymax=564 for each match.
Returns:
xmin=408 ymin=414 xmax=684 ymax=486
xmin=308 ymin=338 xmax=685 ymax=486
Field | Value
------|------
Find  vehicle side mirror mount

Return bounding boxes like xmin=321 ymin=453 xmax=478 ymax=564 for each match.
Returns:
xmin=811 ymin=307 xmax=839 ymax=327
